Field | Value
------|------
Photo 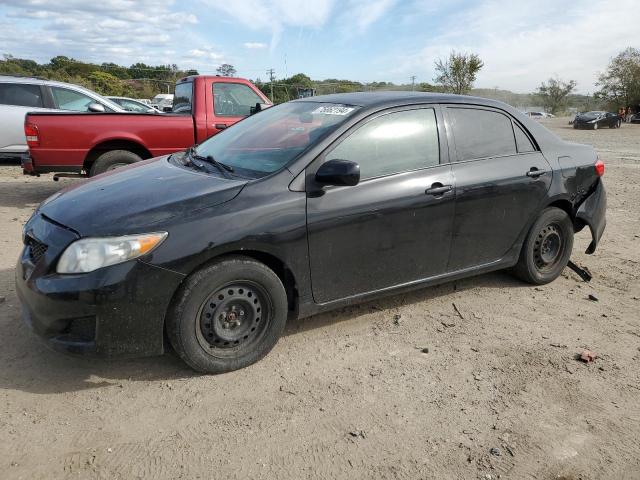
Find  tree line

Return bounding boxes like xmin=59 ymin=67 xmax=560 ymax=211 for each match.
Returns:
xmin=1 ymin=48 xmax=639 ymax=114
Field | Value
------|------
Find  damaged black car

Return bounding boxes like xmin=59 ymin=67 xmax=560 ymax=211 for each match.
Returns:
xmin=16 ymin=92 xmax=606 ymax=373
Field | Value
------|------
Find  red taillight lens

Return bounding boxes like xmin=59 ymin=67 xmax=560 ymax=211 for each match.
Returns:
xmin=595 ymin=159 xmax=605 ymax=177
xmin=24 ymin=123 xmax=39 ymax=147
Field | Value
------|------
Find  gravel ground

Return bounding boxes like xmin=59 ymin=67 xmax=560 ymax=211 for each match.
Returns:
xmin=0 ymin=118 xmax=639 ymax=480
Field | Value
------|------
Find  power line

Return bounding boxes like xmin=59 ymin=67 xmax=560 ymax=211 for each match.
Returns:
xmin=266 ymin=68 xmax=275 ymax=102
xmin=410 ymin=75 xmax=416 ymax=91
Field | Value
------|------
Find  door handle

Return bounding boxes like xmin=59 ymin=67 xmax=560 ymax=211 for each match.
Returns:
xmin=425 ymin=184 xmax=452 ymax=196
xmin=215 ymin=123 xmax=228 ymax=129
xmin=526 ymin=167 xmax=547 ymax=178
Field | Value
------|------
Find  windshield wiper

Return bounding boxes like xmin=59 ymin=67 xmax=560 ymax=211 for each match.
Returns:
xmin=187 ymin=146 xmax=234 ymax=176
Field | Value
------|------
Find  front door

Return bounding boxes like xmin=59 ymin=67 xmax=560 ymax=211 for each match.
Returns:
xmin=444 ymin=105 xmax=552 ymax=271
xmin=306 ymin=106 xmax=456 ymax=304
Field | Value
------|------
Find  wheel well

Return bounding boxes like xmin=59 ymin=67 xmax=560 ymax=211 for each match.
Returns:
xmin=188 ymin=251 xmax=299 ymax=314
xmin=547 ymin=199 xmax=580 ymax=230
xmin=83 ymin=140 xmax=152 ymax=172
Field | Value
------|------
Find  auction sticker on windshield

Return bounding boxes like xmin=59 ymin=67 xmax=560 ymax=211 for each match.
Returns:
xmin=312 ymin=105 xmax=355 ymax=115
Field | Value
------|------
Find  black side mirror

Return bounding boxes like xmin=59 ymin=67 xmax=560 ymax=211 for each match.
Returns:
xmin=88 ymin=102 xmax=106 ymax=113
xmin=250 ymin=102 xmax=273 ymax=115
xmin=315 ymin=159 xmax=360 ymax=187
xmin=163 ymin=106 xmax=173 ymax=112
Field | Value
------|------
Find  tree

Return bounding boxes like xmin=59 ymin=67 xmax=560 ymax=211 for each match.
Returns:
xmin=536 ymin=77 xmax=577 ymax=114
xmin=216 ymin=63 xmax=237 ymax=77
xmin=595 ymin=47 xmax=640 ymax=108
xmin=434 ymin=51 xmax=484 ymax=94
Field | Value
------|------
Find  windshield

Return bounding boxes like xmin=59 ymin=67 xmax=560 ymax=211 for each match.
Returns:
xmin=194 ymin=102 xmax=360 ymax=178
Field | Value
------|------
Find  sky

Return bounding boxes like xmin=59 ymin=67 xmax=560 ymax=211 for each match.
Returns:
xmin=0 ymin=0 xmax=636 ymax=93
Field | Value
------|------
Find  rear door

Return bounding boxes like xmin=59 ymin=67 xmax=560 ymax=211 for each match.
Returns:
xmin=306 ymin=106 xmax=456 ymax=303
xmin=444 ymin=105 xmax=552 ymax=271
xmin=208 ymin=82 xmax=266 ymax=136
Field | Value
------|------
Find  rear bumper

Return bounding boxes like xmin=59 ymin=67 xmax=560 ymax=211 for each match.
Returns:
xmin=576 ymin=179 xmax=606 ymax=254
xmin=21 ymin=153 xmax=35 ymax=174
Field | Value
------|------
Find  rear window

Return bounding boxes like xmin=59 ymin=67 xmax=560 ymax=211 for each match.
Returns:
xmin=448 ymin=107 xmax=517 ymax=161
xmin=0 ymin=83 xmax=44 ymax=107
xmin=173 ymin=83 xmax=192 ymax=114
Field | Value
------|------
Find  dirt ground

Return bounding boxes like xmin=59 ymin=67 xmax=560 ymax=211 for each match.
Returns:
xmin=0 ymin=118 xmax=639 ymax=480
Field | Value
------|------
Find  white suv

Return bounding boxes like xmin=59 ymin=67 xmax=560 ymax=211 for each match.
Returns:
xmin=0 ymin=76 xmax=123 ymax=159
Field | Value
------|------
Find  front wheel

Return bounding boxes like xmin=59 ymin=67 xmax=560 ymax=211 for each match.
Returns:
xmin=166 ymin=256 xmax=288 ymax=374
xmin=513 ymin=207 xmax=574 ymax=285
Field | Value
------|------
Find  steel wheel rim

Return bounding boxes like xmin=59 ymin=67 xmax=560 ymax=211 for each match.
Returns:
xmin=196 ymin=281 xmax=272 ymax=357
xmin=533 ymin=223 xmax=563 ymax=272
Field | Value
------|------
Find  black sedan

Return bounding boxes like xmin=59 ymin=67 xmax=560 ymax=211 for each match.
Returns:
xmin=573 ymin=111 xmax=621 ymax=129
xmin=630 ymin=112 xmax=640 ymax=124
xmin=16 ymin=92 xmax=607 ymax=373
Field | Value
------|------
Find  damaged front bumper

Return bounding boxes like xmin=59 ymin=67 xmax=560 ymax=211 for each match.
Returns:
xmin=576 ymin=179 xmax=606 ymax=254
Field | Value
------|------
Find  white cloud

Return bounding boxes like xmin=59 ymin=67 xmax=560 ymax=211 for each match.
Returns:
xmin=203 ymin=0 xmax=335 ymax=50
xmin=342 ymin=0 xmax=396 ymax=33
xmin=244 ymin=42 xmax=268 ymax=49
xmin=391 ymin=0 xmax=639 ymax=92
xmin=0 ymin=0 xmax=209 ymax=69
xmin=203 ymin=0 xmax=393 ymax=50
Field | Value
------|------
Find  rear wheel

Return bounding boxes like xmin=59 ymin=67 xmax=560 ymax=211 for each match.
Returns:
xmin=89 ymin=150 xmax=142 ymax=176
xmin=513 ymin=207 xmax=574 ymax=285
xmin=167 ymin=256 xmax=288 ymax=374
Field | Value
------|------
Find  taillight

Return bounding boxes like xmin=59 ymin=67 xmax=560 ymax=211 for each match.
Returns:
xmin=595 ymin=159 xmax=605 ymax=177
xmin=25 ymin=122 xmax=39 ymax=147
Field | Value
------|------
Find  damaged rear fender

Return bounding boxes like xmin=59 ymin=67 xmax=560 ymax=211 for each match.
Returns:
xmin=575 ymin=179 xmax=607 ymax=254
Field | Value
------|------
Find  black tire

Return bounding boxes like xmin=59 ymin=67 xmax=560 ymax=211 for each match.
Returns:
xmin=513 ymin=207 xmax=574 ymax=285
xmin=166 ymin=256 xmax=288 ymax=374
xmin=89 ymin=150 xmax=141 ymax=176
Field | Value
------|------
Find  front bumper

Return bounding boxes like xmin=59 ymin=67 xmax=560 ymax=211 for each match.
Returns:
xmin=16 ymin=214 xmax=185 ymax=358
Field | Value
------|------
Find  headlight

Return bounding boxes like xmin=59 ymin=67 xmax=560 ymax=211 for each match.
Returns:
xmin=57 ymin=232 xmax=168 ymax=274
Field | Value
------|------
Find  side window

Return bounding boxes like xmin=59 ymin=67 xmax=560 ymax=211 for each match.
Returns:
xmin=448 ymin=107 xmax=517 ymax=161
xmin=50 ymin=87 xmax=96 ymax=112
xmin=514 ymin=123 xmax=535 ymax=153
xmin=0 ymin=83 xmax=44 ymax=107
xmin=326 ymin=108 xmax=440 ymax=180
xmin=213 ymin=82 xmax=264 ymax=117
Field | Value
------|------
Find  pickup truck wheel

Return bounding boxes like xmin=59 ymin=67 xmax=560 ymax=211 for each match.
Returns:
xmin=166 ymin=256 xmax=288 ymax=374
xmin=89 ymin=150 xmax=142 ymax=176
xmin=513 ymin=207 xmax=574 ymax=285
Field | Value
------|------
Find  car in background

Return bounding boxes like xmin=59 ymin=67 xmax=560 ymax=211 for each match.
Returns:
xmin=630 ymin=112 xmax=640 ymax=124
xmin=107 ymin=96 xmax=160 ymax=113
xmin=573 ymin=111 xmax=621 ymax=129
xmin=524 ymin=111 xmax=554 ymax=119
xmin=0 ymin=76 xmax=123 ymax=159
xmin=150 ymin=93 xmax=174 ymax=111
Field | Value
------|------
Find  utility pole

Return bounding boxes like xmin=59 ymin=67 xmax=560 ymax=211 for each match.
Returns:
xmin=266 ymin=68 xmax=275 ymax=102
xmin=410 ymin=75 xmax=416 ymax=91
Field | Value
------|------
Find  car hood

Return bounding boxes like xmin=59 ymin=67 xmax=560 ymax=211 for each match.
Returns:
xmin=38 ymin=156 xmax=247 ymax=237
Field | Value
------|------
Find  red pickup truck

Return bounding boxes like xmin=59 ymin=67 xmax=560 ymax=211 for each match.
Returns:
xmin=23 ymin=76 xmax=271 ymax=177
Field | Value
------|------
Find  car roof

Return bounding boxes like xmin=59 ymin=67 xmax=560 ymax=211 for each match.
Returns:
xmin=0 ymin=75 xmax=85 ymax=89
xmin=292 ymin=91 xmax=515 ymax=110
